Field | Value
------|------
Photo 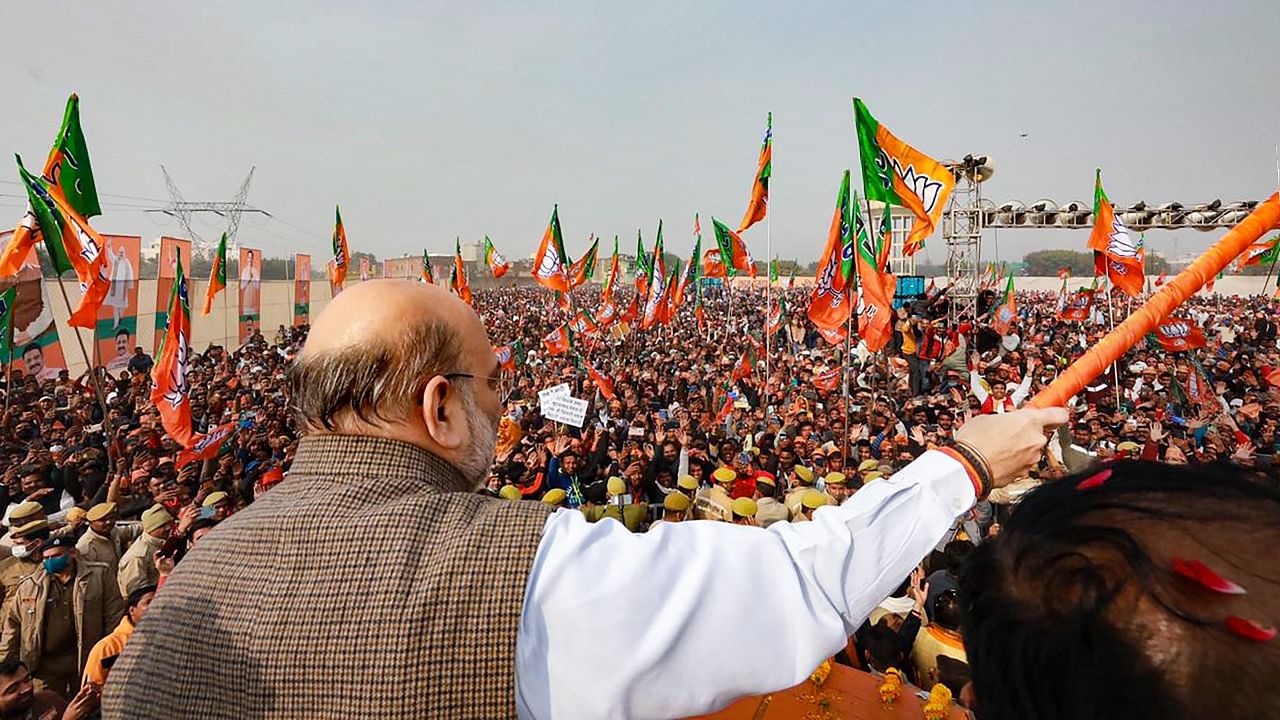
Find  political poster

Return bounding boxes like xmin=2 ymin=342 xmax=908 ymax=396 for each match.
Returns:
xmin=95 ymin=234 xmax=140 ymax=374
xmin=541 ymin=394 xmax=589 ymax=428
xmin=238 ymin=246 xmax=262 ymax=343
xmin=0 ymin=231 xmax=67 ymax=380
xmin=293 ymin=253 xmax=311 ymax=326
xmin=154 ymin=236 xmax=192 ymax=353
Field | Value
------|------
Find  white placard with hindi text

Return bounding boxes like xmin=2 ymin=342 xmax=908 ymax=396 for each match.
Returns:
xmin=538 ymin=383 xmax=571 ymax=404
xmin=541 ymin=395 xmax=589 ymax=428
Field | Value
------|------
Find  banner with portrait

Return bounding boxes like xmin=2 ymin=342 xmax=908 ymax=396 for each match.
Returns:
xmin=0 ymin=231 xmax=68 ymax=380
xmin=238 ymin=246 xmax=262 ymax=344
xmin=94 ymin=234 xmax=141 ymax=374
xmin=293 ymin=253 xmax=311 ymax=326
xmin=154 ymin=236 xmax=192 ymax=353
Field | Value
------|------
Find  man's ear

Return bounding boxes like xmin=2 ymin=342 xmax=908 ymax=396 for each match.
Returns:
xmin=422 ymin=376 xmax=465 ymax=450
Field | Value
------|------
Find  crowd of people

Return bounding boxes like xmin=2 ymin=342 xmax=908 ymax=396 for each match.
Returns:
xmin=1 ymin=277 xmax=1278 ymax=717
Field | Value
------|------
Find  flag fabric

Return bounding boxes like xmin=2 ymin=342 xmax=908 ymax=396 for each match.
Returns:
xmin=602 ymin=236 xmax=620 ymax=297
xmin=852 ymin=195 xmax=896 ymax=352
xmin=694 ymin=289 xmax=706 ymax=332
xmin=533 ymin=206 xmax=571 ymax=293
xmin=1 ymin=95 xmax=101 ymax=277
xmin=1237 ymin=236 xmax=1280 ymax=270
xmin=1088 ymin=170 xmax=1144 ymax=297
xmin=568 ymin=311 xmax=601 ymax=337
xmin=766 ymin=296 xmax=787 ymax=335
xmin=16 ymin=158 xmax=110 ymax=328
xmin=813 ymin=367 xmax=841 ymax=393
xmin=595 ymin=298 xmax=619 ymax=328
xmin=769 ymin=258 xmax=779 ymax=284
xmin=1154 ymin=270 xmax=1166 ymax=287
xmin=1267 ymin=367 xmax=1280 ymax=388
xmin=702 ymin=247 xmax=728 ymax=279
xmin=0 ymin=285 xmax=15 ymax=353
xmin=853 ymin=98 xmax=954 ymax=255
xmin=714 ymin=395 xmax=735 ymax=425
xmin=712 ymin=218 xmax=756 ymax=278
xmin=732 ymin=348 xmax=754 ymax=381
xmin=634 ymin=229 xmax=651 ymax=298
xmin=1058 ymin=267 xmax=1071 ymax=280
xmin=569 ymin=235 xmax=598 ymax=288
xmin=659 ymin=263 xmax=679 ymax=325
xmin=992 ymin=274 xmax=1018 ymax=335
xmin=788 ymin=270 xmax=796 ymax=289
xmin=1060 ymin=288 xmax=1095 ymax=321
xmin=817 ymin=324 xmax=849 ymax=346
xmin=202 ymin=232 xmax=228 ymax=315
xmin=641 ymin=230 xmax=668 ymax=329
xmin=584 ymin=361 xmax=616 ymax=401
xmin=494 ymin=344 xmax=516 ymax=372
xmin=421 ymin=249 xmax=435 ymax=284
xmin=332 ymin=206 xmax=349 ymax=289
xmin=674 ymin=238 xmax=700 ymax=310
xmin=177 ymin=422 xmax=236 ymax=467
xmin=620 ymin=293 xmax=639 ymax=324
xmin=450 ymin=239 xmax=473 ymax=306
xmin=808 ymin=171 xmax=855 ymax=331
xmin=1153 ymin=319 xmax=1207 ymax=352
xmin=484 ymin=236 xmax=510 ymax=278
xmin=542 ymin=324 xmax=571 ymax=355
xmin=150 ymin=255 xmax=194 ymax=447
xmin=737 ymin=112 xmax=772 ymax=233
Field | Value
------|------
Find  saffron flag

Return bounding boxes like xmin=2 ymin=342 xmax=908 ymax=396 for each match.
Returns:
xmin=808 ymin=171 xmax=855 ymax=331
xmin=813 ymin=367 xmax=841 ymax=393
xmin=177 ymin=422 xmax=236 ymax=467
xmin=853 ymin=196 xmax=895 ymax=352
xmin=16 ymin=158 xmax=109 ymax=328
xmin=659 ymin=263 xmax=679 ymax=325
xmin=634 ymin=229 xmax=651 ymax=298
xmin=150 ymin=255 xmax=194 ymax=447
xmin=641 ymin=229 xmax=668 ymax=329
xmin=1057 ymin=267 xmax=1071 ymax=281
xmin=332 ymin=206 xmax=349 ymax=289
xmin=543 ymin=324 xmax=571 ymax=355
xmin=712 ymin=218 xmax=756 ymax=278
xmin=1059 ymin=288 xmax=1095 ymax=322
xmin=702 ymin=247 xmax=728 ymax=279
xmin=737 ymin=112 xmax=772 ymax=233
xmin=1154 ymin=270 xmax=1166 ymax=287
xmin=569 ymin=235 xmax=598 ymax=288
xmin=714 ymin=395 xmax=735 ymax=425
xmin=421 ymin=249 xmax=435 ymax=284
xmin=484 ymin=236 xmax=510 ymax=278
xmin=602 ymin=236 xmax=620 ymax=297
xmin=451 ymin=239 xmax=472 ymax=306
xmin=818 ymin=324 xmax=849 ymax=346
xmin=853 ymin=98 xmax=954 ymax=255
xmin=584 ymin=361 xmax=616 ymax=401
xmin=674 ymin=236 xmax=700 ymax=310
xmin=596 ymin=298 xmax=619 ymax=328
xmin=1153 ymin=319 xmax=1207 ymax=352
xmin=1236 ymin=235 xmax=1280 ymax=270
xmin=568 ymin=311 xmax=600 ymax=337
xmin=620 ymin=293 xmax=639 ymax=324
xmin=1 ymin=95 xmax=101 ymax=277
xmin=202 ymin=232 xmax=227 ymax=315
xmin=1087 ymin=170 xmax=1144 ymax=297
xmin=533 ymin=206 xmax=571 ymax=293
xmin=992 ymin=274 xmax=1017 ymax=336
xmin=766 ymin=296 xmax=787 ymax=335
xmin=732 ymin=347 xmax=754 ymax=381
xmin=494 ymin=344 xmax=516 ymax=372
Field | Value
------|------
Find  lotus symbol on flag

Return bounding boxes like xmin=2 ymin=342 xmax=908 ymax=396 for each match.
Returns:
xmin=1108 ymin=218 xmax=1140 ymax=259
xmin=896 ymin=162 xmax=945 ymax=215
xmin=1162 ymin=321 xmax=1191 ymax=338
xmin=163 ymin=332 xmax=190 ymax=409
xmin=495 ymin=346 xmax=511 ymax=364
xmin=815 ymin=260 xmax=842 ymax=303
xmin=536 ymin=250 xmax=561 ymax=279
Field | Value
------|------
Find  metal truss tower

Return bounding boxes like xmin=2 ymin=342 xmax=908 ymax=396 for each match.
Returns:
xmin=147 ymin=166 xmax=269 ymax=251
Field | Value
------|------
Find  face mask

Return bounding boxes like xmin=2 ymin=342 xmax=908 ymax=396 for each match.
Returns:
xmin=42 ymin=555 xmax=70 ymax=574
xmin=10 ymin=545 xmax=29 ymax=559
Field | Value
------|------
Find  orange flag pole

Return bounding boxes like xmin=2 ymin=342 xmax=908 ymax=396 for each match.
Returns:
xmin=1029 ymin=192 xmax=1280 ymax=409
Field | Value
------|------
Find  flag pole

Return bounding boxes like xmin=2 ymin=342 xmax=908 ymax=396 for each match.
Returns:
xmin=842 ymin=298 xmax=853 ymax=461
xmin=3 ymin=306 xmax=14 ymax=417
xmin=1106 ymin=282 xmax=1122 ymax=409
xmin=53 ymin=277 xmax=115 ymax=469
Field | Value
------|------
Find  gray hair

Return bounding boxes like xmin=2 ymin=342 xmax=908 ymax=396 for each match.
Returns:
xmin=288 ymin=318 xmax=461 ymax=432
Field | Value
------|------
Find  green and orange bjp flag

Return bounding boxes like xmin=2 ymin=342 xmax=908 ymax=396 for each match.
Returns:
xmin=1237 ymin=235 xmax=1280 ymax=270
xmin=484 ymin=235 xmax=510 ymax=278
xmin=1 ymin=94 xmax=101 ymax=277
xmin=421 ymin=249 xmax=435 ymax=284
xmin=808 ymin=171 xmax=855 ymax=331
xmin=584 ymin=360 xmax=616 ymax=401
xmin=542 ymin=323 xmax=571 ymax=355
xmin=332 ymin=205 xmax=349 ymax=289
xmin=451 ymin=238 xmax=473 ymax=306
xmin=151 ymin=254 xmax=194 ymax=447
xmin=202 ymin=232 xmax=227 ymax=315
xmin=641 ymin=227 xmax=668 ymax=329
xmin=17 ymin=156 xmax=110 ymax=328
xmin=852 ymin=192 xmax=895 ymax=352
xmin=853 ymin=98 xmax=954 ymax=256
xmin=673 ymin=234 xmax=700 ymax=310
xmin=992 ymin=274 xmax=1018 ymax=335
xmin=712 ymin=218 xmax=756 ymax=278
xmin=1087 ymin=169 xmax=1144 ymax=297
xmin=569 ymin=235 xmax=598 ymax=289
xmin=737 ymin=112 xmax=772 ymax=233
xmin=634 ymin=229 xmax=651 ymax=298
xmin=602 ymin=236 xmax=620 ymax=298
xmin=534 ymin=205 xmax=571 ymax=293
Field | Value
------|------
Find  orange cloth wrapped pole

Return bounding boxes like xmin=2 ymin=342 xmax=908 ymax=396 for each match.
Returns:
xmin=1029 ymin=192 xmax=1280 ymax=409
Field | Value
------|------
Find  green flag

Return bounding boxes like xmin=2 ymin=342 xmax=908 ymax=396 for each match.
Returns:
xmin=18 ymin=157 xmax=75 ymax=276
xmin=769 ymin=257 xmax=779 ymax=284
xmin=47 ymin=94 xmax=100 ymax=218
xmin=634 ymin=229 xmax=650 ymax=282
xmin=649 ymin=221 xmax=664 ymax=286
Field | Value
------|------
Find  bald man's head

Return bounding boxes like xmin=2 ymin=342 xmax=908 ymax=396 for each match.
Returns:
xmin=288 ymin=281 xmax=501 ymax=487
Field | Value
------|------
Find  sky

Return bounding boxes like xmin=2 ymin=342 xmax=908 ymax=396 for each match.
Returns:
xmin=2 ymin=0 xmax=1278 ymax=266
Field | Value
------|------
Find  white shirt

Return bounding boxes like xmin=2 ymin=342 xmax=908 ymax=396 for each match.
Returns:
xmin=515 ymin=450 xmax=974 ymax=719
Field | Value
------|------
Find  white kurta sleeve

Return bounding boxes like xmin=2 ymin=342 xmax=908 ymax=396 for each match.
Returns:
xmin=514 ymin=450 xmax=975 ymax=720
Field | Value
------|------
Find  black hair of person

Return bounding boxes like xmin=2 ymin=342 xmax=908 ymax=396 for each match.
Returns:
xmin=960 ymin=461 xmax=1280 ymax=720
